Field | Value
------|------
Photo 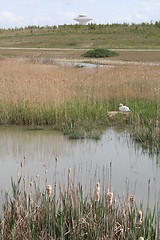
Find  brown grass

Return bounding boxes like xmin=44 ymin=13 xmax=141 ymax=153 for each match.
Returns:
xmin=1 ymin=49 xmax=160 ymax=62
xmin=0 ymin=58 xmax=160 ymax=107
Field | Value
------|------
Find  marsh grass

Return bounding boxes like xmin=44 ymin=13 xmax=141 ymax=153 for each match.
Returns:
xmin=0 ymin=165 xmax=159 ymax=239
xmin=1 ymin=59 xmax=160 ymax=151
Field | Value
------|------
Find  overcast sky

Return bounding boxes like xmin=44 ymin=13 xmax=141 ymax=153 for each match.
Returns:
xmin=0 ymin=0 xmax=160 ymax=29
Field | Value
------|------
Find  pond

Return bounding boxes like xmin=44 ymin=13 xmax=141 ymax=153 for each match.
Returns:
xmin=56 ymin=61 xmax=104 ymax=68
xmin=0 ymin=126 xmax=159 ymax=212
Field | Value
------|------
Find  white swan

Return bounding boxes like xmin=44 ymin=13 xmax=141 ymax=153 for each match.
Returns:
xmin=119 ymin=103 xmax=130 ymax=112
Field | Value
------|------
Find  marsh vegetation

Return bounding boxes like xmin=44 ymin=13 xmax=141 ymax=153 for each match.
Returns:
xmin=1 ymin=161 xmax=159 ymax=239
xmin=1 ymin=59 xmax=160 ymax=150
xmin=0 ymin=25 xmax=160 ymax=236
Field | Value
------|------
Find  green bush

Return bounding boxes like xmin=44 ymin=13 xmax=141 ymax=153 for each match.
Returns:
xmin=82 ymin=48 xmax=118 ymax=58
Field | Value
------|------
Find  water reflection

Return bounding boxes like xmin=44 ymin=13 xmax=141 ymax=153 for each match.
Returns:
xmin=0 ymin=126 xmax=159 ymax=211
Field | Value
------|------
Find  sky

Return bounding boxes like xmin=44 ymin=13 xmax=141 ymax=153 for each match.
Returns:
xmin=0 ymin=0 xmax=160 ymax=29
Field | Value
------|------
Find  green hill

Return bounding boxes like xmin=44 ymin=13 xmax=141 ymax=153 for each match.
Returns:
xmin=0 ymin=22 xmax=160 ymax=49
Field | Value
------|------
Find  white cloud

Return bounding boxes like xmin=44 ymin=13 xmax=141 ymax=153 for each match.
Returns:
xmin=62 ymin=0 xmax=77 ymax=4
xmin=0 ymin=11 xmax=25 ymax=28
xmin=140 ymin=0 xmax=160 ymax=12
xmin=0 ymin=10 xmax=76 ymax=28
xmin=52 ymin=11 xmax=76 ymax=24
xmin=110 ymin=12 xmax=149 ymax=24
xmin=135 ymin=13 xmax=149 ymax=22
xmin=0 ymin=11 xmax=18 ymax=23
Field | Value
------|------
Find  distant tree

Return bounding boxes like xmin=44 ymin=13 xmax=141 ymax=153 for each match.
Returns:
xmin=155 ymin=21 xmax=160 ymax=28
xmin=88 ymin=23 xmax=96 ymax=30
xmin=74 ymin=24 xmax=81 ymax=29
xmin=141 ymin=22 xmax=146 ymax=27
xmin=52 ymin=25 xmax=57 ymax=30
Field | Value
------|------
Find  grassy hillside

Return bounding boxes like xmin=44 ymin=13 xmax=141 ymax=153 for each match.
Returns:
xmin=0 ymin=23 xmax=160 ymax=49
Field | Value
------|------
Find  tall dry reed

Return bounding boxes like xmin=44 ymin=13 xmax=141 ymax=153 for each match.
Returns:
xmin=0 ymin=59 xmax=160 ymax=107
xmin=1 ymin=59 xmax=160 ymax=150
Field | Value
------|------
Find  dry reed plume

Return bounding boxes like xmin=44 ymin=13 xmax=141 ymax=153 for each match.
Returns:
xmin=0 ymin=59 xmax=160 ymax=108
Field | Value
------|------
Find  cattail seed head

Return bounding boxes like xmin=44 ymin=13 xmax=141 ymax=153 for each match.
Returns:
xmin=36 ymin=172 xmax=39 ymax=179
xmin=130 ymin=194 xmax=134 ymax=206
xmin=47 ymin=185 xmax=52 ymax=198
xmin=96 ymin=182 xmax=100 ymax=201
xmin=68 ymin=168 xmax=71 ymax=175
xmin=30 ymin=181 xmax=33 ymax=196
xmin=107 ymin=188 xmax=113 ymax=206
xmin=137 ymin=210 xmax=142 ymax=225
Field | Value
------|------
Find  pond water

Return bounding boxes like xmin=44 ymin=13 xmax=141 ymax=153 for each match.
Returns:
xmin=0 ymin=126 xmax=159 ymax=211
xmin=57 ymin=61 xmax=104 ymax=68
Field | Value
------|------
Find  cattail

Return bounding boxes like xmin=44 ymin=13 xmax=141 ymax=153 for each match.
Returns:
xmin=45 ymin=161 xmax=47 ymax=174
xmin=30 ymin=181 xmax=33 ymax=196
xmin=36 ymin=171 xmax=40 ymax=194
xmin=36 ymin=172 xmax=39 ymax=179
xmin=46 ymin=185 xmax=52 ymax=198
xmin=107 ymin=188 xmax=113 ymax=206
xmin=137 ymin=210 xmax=142 ymax=225
xmin=96 ymin=182 xmax=100 ymax=201
xmin=68 ymin=168 xmax=71 ymax=175
xmin=130 ymin=194 xmax=134 ymax=207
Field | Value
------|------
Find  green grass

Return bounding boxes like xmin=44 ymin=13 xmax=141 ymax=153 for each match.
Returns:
xmin=0 ymin=99 xmax=160 ymax=153
xmin=1 ymin=23 xmax=160 ymax=49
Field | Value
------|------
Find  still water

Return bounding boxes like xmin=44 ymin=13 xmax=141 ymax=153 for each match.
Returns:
xmin=0 ymin=126 xmax=159 ymax=210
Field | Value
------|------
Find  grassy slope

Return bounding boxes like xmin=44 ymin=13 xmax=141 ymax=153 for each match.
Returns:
xmin=0 ymin=23 xmax=160 ymax=49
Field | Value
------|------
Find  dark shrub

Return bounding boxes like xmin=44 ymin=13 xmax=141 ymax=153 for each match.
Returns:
xmin=82 ymin=48 xmax=118 ymax=58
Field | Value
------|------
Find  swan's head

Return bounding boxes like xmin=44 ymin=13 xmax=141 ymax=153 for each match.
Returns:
xmin=119 ymin=103 xmax=123 ymax=107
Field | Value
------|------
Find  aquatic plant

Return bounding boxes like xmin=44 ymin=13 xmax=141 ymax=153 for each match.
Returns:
xmin=1 ymin=60 xmax=160 ymax=152
xmin=0 ymin=166 xmax=159 ymax=239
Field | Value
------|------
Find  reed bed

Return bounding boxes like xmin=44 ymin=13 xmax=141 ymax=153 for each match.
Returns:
xmin=0 ymin=163 xmax=159 ymax=239
xmin=1 ymin=59 xmax=160 ymax=104
xmin=0 ymin=59 xmax=160 ymax=238
xmin=1 ymin=59 xmax=160 ymax=147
